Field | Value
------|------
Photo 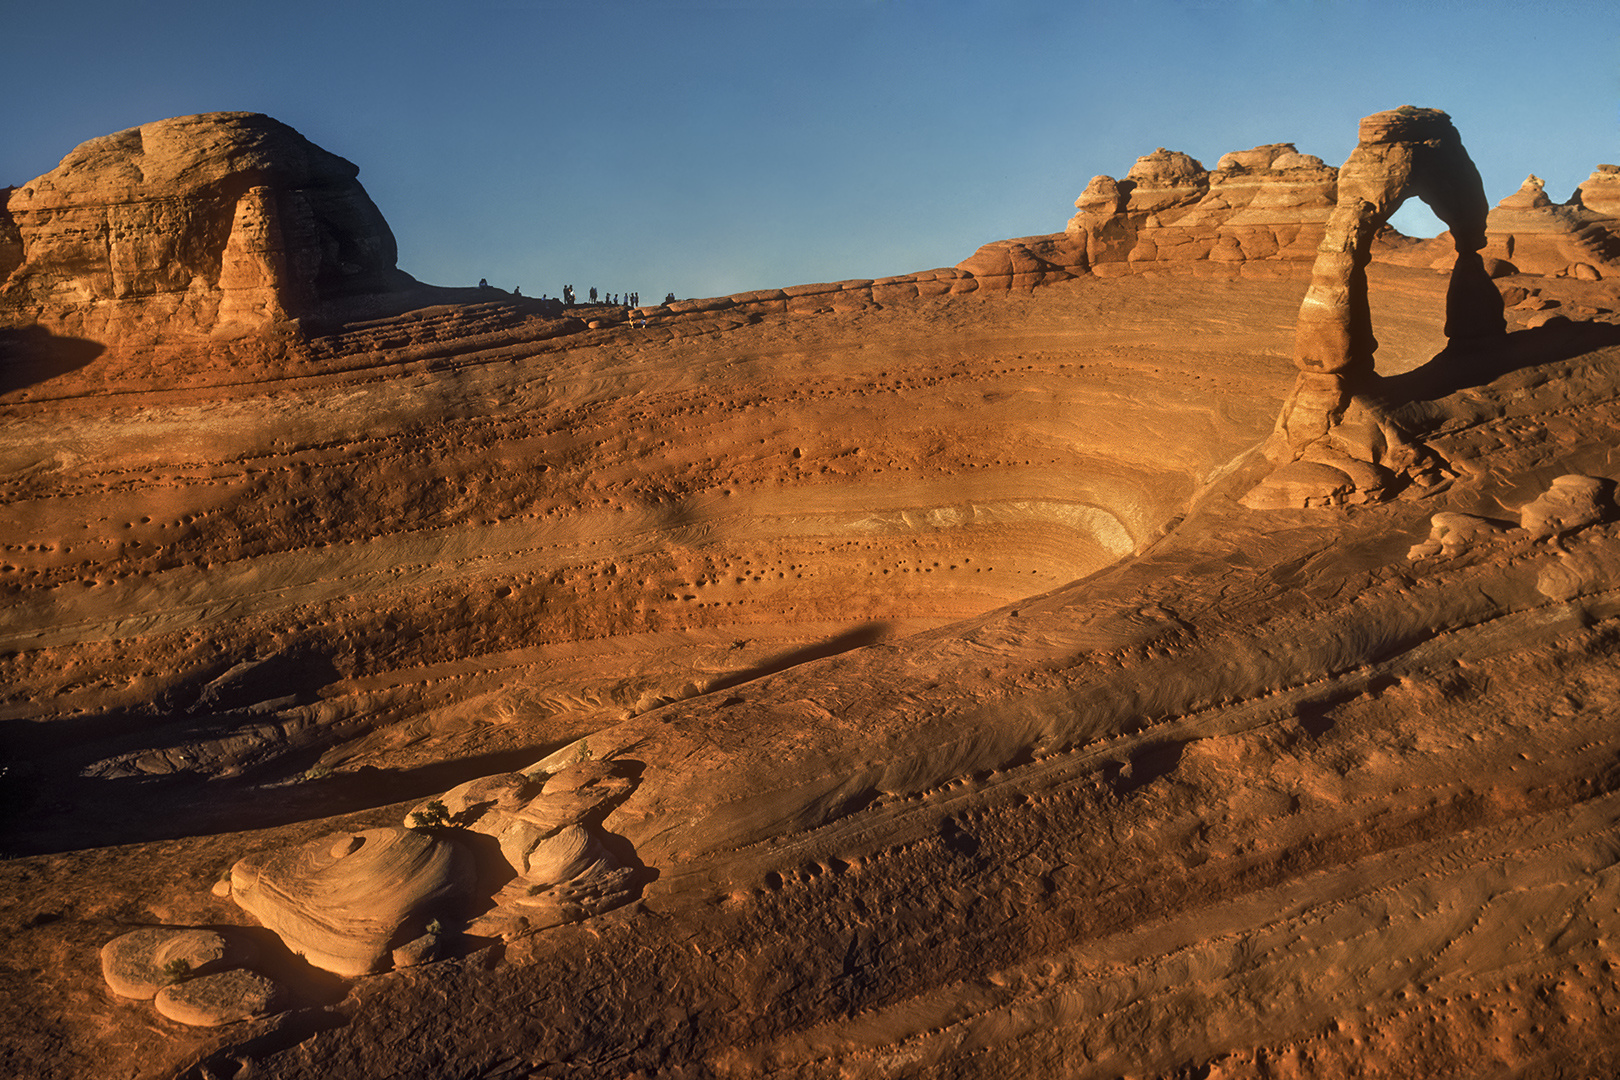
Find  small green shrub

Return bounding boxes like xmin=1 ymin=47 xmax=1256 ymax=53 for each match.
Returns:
xmin=160 ymin=958 xmax=192 ymax=984
xmin=408 ymin=799 xmax=451 ymax=830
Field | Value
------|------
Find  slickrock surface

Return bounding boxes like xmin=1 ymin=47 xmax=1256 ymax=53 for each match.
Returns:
xmin=6 ymin=113 xmax=1620 ymax=1079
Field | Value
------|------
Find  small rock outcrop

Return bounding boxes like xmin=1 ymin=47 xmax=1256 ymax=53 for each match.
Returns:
xmin=229 ymin=826 xmax=474 ymax=977
xmin=153 ymin=968 xmax=284 ymax=1027
xmin=1519 ymin=474 xmax=1610 ymax=539
xmin=100 ymin=927 xmax=245 ymax=1000
xmin=100 ymin=925 xmax=284 ymax=1028
xmin=405 ymin=757 xmax=645 ymax=941
xmin=0 ymin=112 xmax=409 ymax=342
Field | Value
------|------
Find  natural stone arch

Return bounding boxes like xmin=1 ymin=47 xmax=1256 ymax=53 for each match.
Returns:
xmin=1271 ymin=107 xmax=1506 ymax=469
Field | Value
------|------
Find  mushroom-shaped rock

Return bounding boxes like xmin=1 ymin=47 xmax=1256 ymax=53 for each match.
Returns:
xmin=230 ymin=826 xmax=474 ymax=976
xmin=100 ymin=927 xmax=246 ymax=1000
xmin=1520 ymin=475 xmax=1610 ymax=539
xmin=153 ymin=969 xmax=284 ymax=1027
xmin=1071 ymin=175 xmax=1128 ymax=218
xmin=1498 ymin=175 xmax=1553 ymax=211
xmin=1124 ymin=148 xmax=1209 ymax=213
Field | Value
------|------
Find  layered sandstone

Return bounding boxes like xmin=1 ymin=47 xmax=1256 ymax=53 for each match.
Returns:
xmin=1482 ymin=166 xmax=1620 ymax=277
xmin=0 ymin=112 xmax=409 ymax=342
xmin=7 ymin=112 xmax=1620 ymax=1080
xmin=228 ymin=826 xmax=474 ymax=976
xmin=1065 ymin=143 xmax=1338 ymax=276
xmin=1247 ymin=107 xmax=1505 ymax=509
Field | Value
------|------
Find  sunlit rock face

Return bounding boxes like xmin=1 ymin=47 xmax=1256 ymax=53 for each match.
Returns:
xmin=1252 ymin=107 xmax=1504 ymax=512
xmin=1065 ymin=143 xmax=1338 ymax=275
xmin=1483 ymin=165 xmax=1620 ymax=277
xmin=0 ymin=112 xmax=407 ymax=341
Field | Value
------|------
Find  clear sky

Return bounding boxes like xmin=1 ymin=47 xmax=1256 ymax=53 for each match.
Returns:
xmin=5 ymin=0 xmax=1617 ymax=301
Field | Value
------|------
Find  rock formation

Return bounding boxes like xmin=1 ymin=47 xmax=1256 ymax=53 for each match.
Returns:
xmin=0 ymin=112 xmax=408 ymax=342
xmin=1245 ymin=108 xmax=1507 ymax=508
xmin=8 ymin=111 xmax=1620 ymax=1079
xmin=99 ymin=925 xmax=284 ymax=1028
xmin=1482 ymin=166 xmax=1620 ymax=278
xmin=1065 ymin=143 xmax=1338 ymax=277
xmin=100 ymin=926 xmax=248 ymax=1000
xmin=228 ymin=826 xmax=474 ymax=976
xmin=402 ymin=759 xmax=645 ymax=940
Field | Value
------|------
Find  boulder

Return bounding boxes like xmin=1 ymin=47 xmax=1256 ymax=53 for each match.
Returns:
xmin=153 ymin=968 xmax=284 ymax=1026
xmin=1124 ymin=148 xmax=1209 ymax=213
xmin=230 ymin=826 xmax=474 ymax=976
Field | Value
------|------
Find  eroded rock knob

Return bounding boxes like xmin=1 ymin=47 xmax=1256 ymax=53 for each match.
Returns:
xmin=230 ymin=826 xmax=474 ymax=976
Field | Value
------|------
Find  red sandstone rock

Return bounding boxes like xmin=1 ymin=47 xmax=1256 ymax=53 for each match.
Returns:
xmin=0 ymin=112 xmax=409 ymax=342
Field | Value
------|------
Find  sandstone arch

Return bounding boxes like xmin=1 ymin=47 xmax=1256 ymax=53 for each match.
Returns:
xmin=1271 ymin=107 xmax=1505 ymax=468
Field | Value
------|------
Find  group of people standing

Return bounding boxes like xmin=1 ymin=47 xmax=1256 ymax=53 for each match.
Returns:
xmin=560 ymin=286 xmax=639 ymax=307
xmin=479 ymin=279 xmax=671 ymax=310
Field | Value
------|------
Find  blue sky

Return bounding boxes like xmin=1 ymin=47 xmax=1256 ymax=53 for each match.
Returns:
xmin=5 ymin=0 xmax=1617 ymax=300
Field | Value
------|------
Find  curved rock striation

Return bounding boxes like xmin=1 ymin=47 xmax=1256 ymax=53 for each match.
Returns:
xmin=229 ymin=826 xmax=474 ymax=976
xmin=404 ymin=760 xmax=645 ymax=940
xmin=0 ymin=112 xmax=408 ymax=342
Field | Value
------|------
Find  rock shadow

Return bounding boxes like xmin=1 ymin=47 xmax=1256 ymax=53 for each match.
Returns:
xmin=705 ymin=622 xmax=893 ymax=696
xmin=0 ymin=326 xmax=104 ymax=394
xmin=0 ymin=735 xmax=579 ymax=856
xmin=1373 ymin=319 xmax=1620 ymax=407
